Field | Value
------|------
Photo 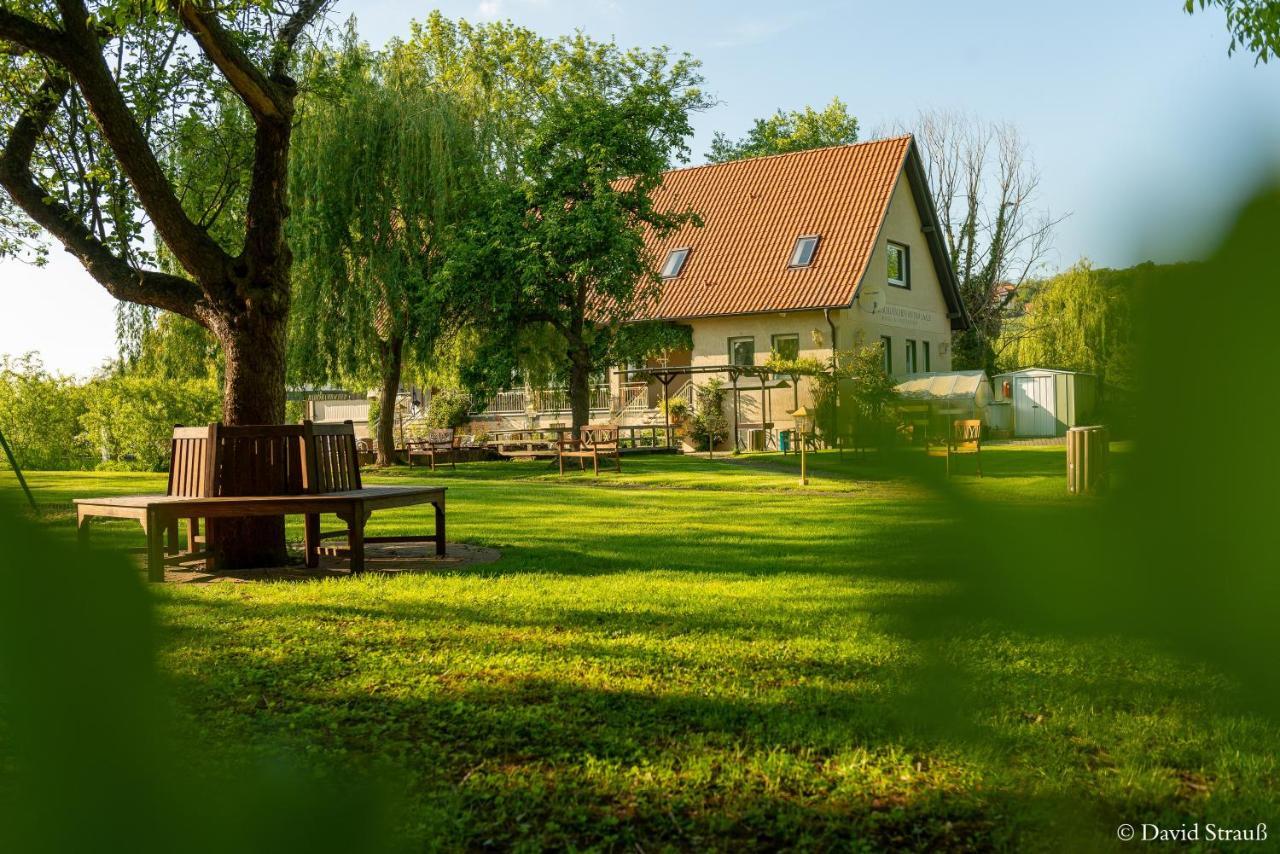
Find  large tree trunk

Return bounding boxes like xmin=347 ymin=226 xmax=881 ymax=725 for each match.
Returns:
xmin=205 ymin=299 xmax=290 ymax=569
xmin=0 ymin=0 xmax=329 ymax=573
xmin=375 ymin=334 xmax=404 ymax=466
xmin=568 ymin=345 xmax=593 ymax=432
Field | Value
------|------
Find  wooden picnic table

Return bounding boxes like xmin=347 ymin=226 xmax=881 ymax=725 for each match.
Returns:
xmin=485 ymin=427 xmax=570 ymax=458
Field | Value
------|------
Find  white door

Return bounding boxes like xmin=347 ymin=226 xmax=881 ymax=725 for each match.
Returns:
xmin=1014 ymin=376 xmax=1055 ymax=437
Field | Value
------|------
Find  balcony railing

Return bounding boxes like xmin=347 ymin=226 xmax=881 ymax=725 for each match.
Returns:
xmin=472 ymin=385 xmax=612 ymax=416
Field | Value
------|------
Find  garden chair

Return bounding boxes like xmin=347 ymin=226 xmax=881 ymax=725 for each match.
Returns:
xmin=407 ymin=428 xmax=458 ymax=471
xmin=927 ymin=418 xmax=982 ymax=477
xmin=557 ymin=425 xmax=621 ymax=476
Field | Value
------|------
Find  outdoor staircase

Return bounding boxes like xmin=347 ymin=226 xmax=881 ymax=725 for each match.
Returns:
xmin=609 ymin=382 xmax=650 ymax=424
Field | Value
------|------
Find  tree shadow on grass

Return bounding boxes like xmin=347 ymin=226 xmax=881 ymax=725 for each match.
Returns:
xmin=158 ymin=591 xmax=1265 ymax=852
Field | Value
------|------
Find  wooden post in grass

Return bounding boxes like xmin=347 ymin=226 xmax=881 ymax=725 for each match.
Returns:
xmin=0 ymin=427 xmax=37 ymax=512
xmin=792 ymin=406 xmax=813 ymax=486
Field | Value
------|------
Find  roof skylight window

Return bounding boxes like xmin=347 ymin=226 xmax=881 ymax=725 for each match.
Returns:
xmin=660 ymin=247 xmax=691 ymax=279
xmin=789 ymin=235 xmax=820 ymax=268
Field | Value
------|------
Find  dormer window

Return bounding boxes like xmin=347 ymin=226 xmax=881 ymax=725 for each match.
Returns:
xmin=660 ymin=247 xmax=690 ymax=279
xmin=789 ymin=235 xmax=820 ymax=268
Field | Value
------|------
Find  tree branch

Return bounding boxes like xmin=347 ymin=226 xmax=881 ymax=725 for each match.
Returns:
xmin=177 ymin=2 xmax=290 ymax=122
xmin=0 ymin=9 xmax=70 ymax=62
xmin=0 ymin=73 xmax=204 ymax=321
xmin=271 ymin=0 xmax=330 ymax=76
xmin=178 ymin=1 xmax=327 ymax=291
xmin=51 ymin=0 xmax=229 ymax=285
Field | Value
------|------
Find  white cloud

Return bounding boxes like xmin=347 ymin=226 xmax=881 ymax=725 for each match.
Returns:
xmin=476 ymin=0 xmax=502 ymax=20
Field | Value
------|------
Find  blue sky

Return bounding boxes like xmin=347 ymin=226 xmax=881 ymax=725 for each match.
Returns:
xmin=3 ymin=0 xmax=1278 ymax=374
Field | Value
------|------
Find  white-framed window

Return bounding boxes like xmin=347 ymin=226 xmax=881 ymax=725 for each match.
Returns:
xmin=729 ymin=336 xmax=755 ymax=367
xmin=770 ymin=333 xmax=800 ymax=361
xmin=789 ymin=235 xmax=820 ymax=268
xmin=880 ymin=335 xmax=892 ymax=374
xmin=887 ymin=241 xmax=910 ymax=288
xmin=905 ymin=339 xmax=917 ymax=374
xmin=923 ymin=341 xmax=931 ymax=372
xmin=660 ymin=247 xmax=691 ymax=279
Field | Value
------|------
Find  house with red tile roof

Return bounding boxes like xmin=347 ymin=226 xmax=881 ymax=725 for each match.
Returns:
xmin=470 ymin=135 xmax=970 ymax=449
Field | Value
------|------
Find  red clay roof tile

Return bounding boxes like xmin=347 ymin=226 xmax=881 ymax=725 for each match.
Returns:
xmin=636 ymin=135 xmax=913 ymax=320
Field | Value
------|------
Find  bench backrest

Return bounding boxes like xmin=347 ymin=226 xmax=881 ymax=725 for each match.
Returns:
xmin=167 ymin=426 xmax=216 ymax=497
xmin=213 ymin=424 xmax=308 ymax=496
xmin=581 ymin=426 xmax=619 ymax=450
xmin=303 ymin=420 xmax=363 ymax=493
xmin=424 ymin=427 xmax=456 ymax=450
xmin=173 ymin=421 xmax=362 ymax=498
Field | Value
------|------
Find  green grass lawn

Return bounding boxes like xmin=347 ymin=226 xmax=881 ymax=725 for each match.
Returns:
xmin=4 ymin=445 xmax=1276 ymax=851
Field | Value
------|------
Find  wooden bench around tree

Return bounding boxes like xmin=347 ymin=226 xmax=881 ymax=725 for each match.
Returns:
xmin=75 ymin=421 xmax=445 ymax=582
xmin=406 ymin=428 xmax=457 ymax=470
xmin=557 ymin=426 xmax=621 ymax=476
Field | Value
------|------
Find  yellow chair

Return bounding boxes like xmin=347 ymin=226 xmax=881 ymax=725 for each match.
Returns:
xmin=927 ymin=419 xmax=982 ymax=477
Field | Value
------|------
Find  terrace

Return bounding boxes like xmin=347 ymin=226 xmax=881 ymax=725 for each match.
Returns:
xmin=467 ymin=363 xmax=819 ymax=451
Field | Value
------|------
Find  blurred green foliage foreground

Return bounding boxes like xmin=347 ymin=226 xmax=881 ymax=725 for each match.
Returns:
xmin=2 ymin=190 xmax=1279 ymax=851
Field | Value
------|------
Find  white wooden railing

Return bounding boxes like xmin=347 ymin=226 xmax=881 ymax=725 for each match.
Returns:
xmin=473 ymin=385 xmax=611 ymax=415
xmin=612 ymin=382 xmax=649 ymax=418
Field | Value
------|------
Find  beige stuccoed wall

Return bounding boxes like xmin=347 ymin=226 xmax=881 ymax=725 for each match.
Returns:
xmin=688 ymin=310 xmax=833 ymax=368
xmin=682 ymin=310 xmax=832 ymax=434
xmin=842 ymin=173 xmax=955 ymax=376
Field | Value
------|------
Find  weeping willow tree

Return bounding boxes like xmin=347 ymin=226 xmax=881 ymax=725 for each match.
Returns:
xmin=289 ymin=42 xmax=483 ymax=464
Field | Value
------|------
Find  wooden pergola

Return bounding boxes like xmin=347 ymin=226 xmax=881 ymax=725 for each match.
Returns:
xmin=619 ymin=362 xmax=829 ymax=451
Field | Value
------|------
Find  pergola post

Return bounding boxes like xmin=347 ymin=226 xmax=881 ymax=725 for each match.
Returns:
xmin=661 ymin=374 xmax=673 ymax=449
xmin=730 ymin=370 xmax=741 ymax=453
xmin=831 ymin=367 xmax=841 ymax=457
xmin=759 ymin=373 xmax=768 ymax=450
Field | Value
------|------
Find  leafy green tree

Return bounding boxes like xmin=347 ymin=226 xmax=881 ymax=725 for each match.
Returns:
xmin=0 ymin=0 xmax=329 ymax=567
xmin=288 ymin=34 xmax=484 ymax=464
xmin=1186 ymin=0 xmax=1280 ymax=63
xmin=689 ymin=378 xmax=729 ymax=455
xmin=396 ymin=12 xmax=556 ymax=169
xmin=706 ymin=98 xmax=858 ymax=164
xmin=115 ymin=312 xmax=221 ymax=383
xmin=810 ymin=342 xmax=897 ymax=443
xmin=1001 ymin=260 xmax=1165 ymax=400
xmin=440 ymin=34 xmax=708 ymax=430
xmin=80 ymin=374 xmax=221 ymax=470
xmin=0 ymin=355 xmax=87 ymax=470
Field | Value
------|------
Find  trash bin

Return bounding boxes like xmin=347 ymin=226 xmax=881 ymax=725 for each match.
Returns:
xmin=1067 ymin=425 xmax=1109 ymax=495
xmin=779 ymin=430 xmax=792 ymax=453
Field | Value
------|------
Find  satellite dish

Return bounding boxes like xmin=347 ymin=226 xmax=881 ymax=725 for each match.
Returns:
xmin=859 ymin=288 xmax=883 ymax=313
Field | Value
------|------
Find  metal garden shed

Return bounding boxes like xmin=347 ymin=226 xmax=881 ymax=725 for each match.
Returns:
xmin=990 ymin=368 xmax=1097 ymax=438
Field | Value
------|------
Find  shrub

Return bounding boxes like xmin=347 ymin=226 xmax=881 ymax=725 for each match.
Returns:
xmin=426 ymin=388 xmax=471 ymax=429
xmin=811 ymin=342 xmax=897 ymax=443
xmin=366 ymin=397 xmax=381 ymax=442
xmin=662 ymin=396 xmax=689 ymax=424
xmin=688 ymin=379 xmax=729 ymax=452
xmin=0 ymin=355 xmax=90 ymax=470
xmin=80 ymin=375 xmax=222 ymax=471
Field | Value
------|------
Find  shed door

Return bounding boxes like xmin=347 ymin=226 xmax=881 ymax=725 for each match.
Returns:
xmin=1014 ymin=376 xmax=1055 ymax=437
